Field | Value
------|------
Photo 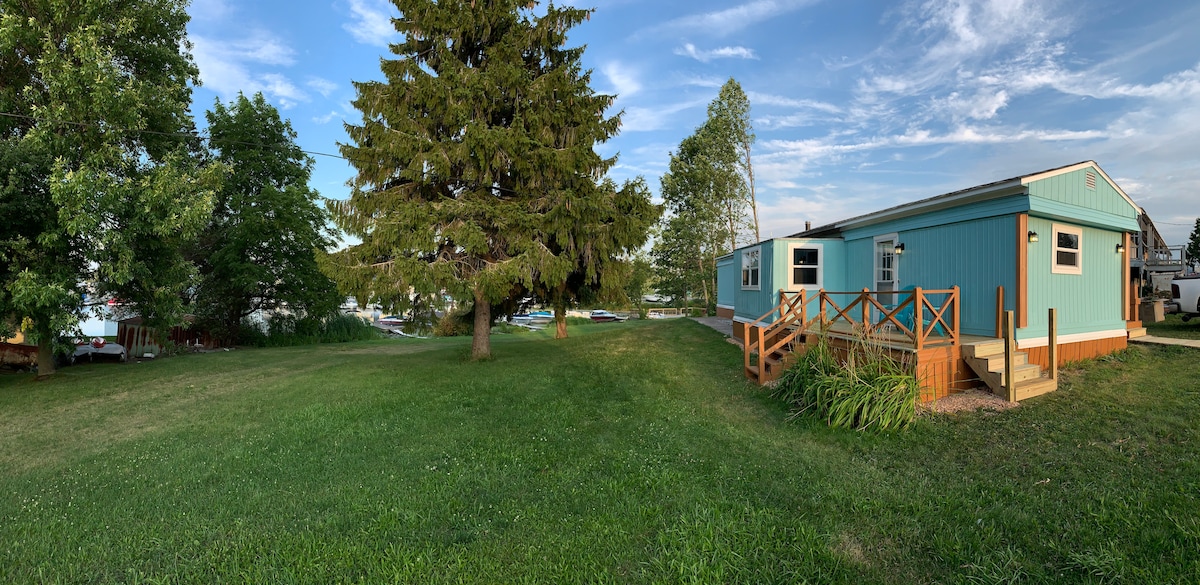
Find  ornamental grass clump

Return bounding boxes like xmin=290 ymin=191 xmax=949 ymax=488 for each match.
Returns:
xmin=772 ymin=333 xmax=920 ymax=431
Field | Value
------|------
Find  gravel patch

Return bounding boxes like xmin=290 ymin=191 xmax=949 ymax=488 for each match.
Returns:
xmin=923 ymin=388 xmax=1019 ymax=414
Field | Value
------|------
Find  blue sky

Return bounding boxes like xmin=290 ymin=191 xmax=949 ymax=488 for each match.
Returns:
xmin=185 ymin=0 xmax=1200 ymax=244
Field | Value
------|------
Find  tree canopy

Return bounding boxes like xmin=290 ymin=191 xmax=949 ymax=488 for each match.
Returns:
xmin=0 ymin=0 xmax=218 ymax=376
xmin=190 ymin=92 xmax=340 ymax=344
xmin=652 ymin=81 xmax=758 ymax=312
xmin=1187 ymin=218 xmax=1200 ymax=273
xmin=326 ymin=0 xmax=655 ymax=358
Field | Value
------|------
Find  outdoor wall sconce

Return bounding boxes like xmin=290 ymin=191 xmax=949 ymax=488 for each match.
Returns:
xmin=1116 ymin=243 xmax=1125 ymax=253
xmin=894 ymin=243 xmax=905 ymax=255
xmin=1028 ymin=231 xmax=1039 ymax=243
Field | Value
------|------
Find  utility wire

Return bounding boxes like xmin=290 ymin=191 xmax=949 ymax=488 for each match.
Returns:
xmin=0 ymin=110 xmax=350 ymax=161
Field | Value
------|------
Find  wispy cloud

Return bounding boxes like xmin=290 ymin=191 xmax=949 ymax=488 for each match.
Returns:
xmin=343 ymin=0 xmax=399 ymax=47
xmin=642 ymin=0 xmax=821 ymax=38
xmin=192 ymin=34 xmax=307 ymax=108
xmin=306 ymin=77 xmax=338 ymax=98
xmin=620 ymin=98 xmax=708 ymax=133
xmin=674 ymin=43 xmax=758 ymax=63
xmin=600 ymin=62 xmax=642 ymax=99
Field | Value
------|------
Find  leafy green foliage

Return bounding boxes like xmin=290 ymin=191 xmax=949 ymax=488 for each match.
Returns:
xmin=0 ymin=0 xmax=218 ymax=375
xmin=1187 ymin=217 xmax=1200 ymax=272
xmin=326 ymin=0 xmax=655 ymax=358
xmin=191 ymin=93 xmax=340 ymax=344
xmin=237 ymin=313 xmax=379 ymax=347
xmin=773 ymin=335 xmax=920 ymax=431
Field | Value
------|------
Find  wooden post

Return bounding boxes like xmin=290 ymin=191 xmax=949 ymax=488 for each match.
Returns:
xmin=816 ymin=288 xmax=825 ymax=326
xmin=952 ymin=285 xmax=961 ymax=345
xmin=914 ymin=287 xmax=924 ymax=350
xmin=743 ymin=320 xmax=752 ymax=375
xmin=1048 ymin=308 xmax=1058 ymax=382
xmin=995 ymin=286 xmax=1005 ymax=339
xmin=757 ymin=326 xmax=766 ymax=384
xmin=1003 ymin=310 xmax=1016 ymax=402
xmin=799 ymin=289 xmax=807 ymax=325
xmin=860 ymin=287 xmax=870 ymax=330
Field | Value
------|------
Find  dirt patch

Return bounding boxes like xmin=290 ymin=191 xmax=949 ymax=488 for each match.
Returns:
xmin=923 ymin=388 xmax=1019 ymax=414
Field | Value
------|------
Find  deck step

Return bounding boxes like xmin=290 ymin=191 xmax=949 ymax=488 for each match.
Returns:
xmin=1012 ymin=377 xmax=1057 ymax=401
xmin=963 ymin=339 xmax=1006 ymax=358
xmin=1127 ymin=327 xmax=1147 ymax=339
xmin=972 ymin=352 xmax=1028 ymax=371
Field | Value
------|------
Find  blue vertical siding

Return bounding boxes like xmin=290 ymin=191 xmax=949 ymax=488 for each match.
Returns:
xmin=842 ymin=216 xmax=1017 ymax=336
xmin=1025 ymin=168 xmax=1137 ymax=221
xmin=1023 ymin=217 xmax=1125 ymax=339
xmin=716 ymin=254 xmax=735 ymax=308
xmin=733 ymin=242 xmax=777 ymax=321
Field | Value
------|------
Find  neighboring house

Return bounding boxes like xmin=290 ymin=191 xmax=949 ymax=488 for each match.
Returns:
xmin=718 ymin=161 xmax=1145 ymax=401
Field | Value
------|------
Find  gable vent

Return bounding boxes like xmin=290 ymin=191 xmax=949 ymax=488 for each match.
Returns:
xmin=1085 ymin=171 xmax=1097 ymax=190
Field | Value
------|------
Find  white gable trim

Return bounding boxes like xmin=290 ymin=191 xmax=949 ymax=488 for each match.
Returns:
xmin=1020 ymin=161 xmax=1140 ymax=214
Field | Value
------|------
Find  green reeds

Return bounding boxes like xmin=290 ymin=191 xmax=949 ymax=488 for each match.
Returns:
xmin=772 ymin=331 xmax=919 ymax=431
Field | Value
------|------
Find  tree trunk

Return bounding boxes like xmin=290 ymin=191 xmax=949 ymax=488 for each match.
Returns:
xmin=727 ymin=201 xmax=737 ymax=252
xmin=554 ymin=293 xmax=568 ymax=339
xmin=36 ymin=322 xmax=56 ymax=379
xmin=698 ymin=256 xmax=711 ymax=311
xmin=745 ymin=143 xmax=760 ymax=243
xmin=471 ymin=286 xmax=492 ymax=360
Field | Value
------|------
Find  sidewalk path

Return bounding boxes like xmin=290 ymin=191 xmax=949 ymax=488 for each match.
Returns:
xmin=691 ymin=316 xmax=733 ymax=338
xmin=1130 ymin=335 xmax=1200 ymax=349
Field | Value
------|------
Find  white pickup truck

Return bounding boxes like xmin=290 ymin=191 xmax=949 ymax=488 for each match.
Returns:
xmin=1172 ymin=275 xmax=1200 ymax=321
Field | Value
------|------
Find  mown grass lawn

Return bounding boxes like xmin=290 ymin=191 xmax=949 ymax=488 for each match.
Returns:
xmin=1 ymin=319 xmax=1198 ymax=584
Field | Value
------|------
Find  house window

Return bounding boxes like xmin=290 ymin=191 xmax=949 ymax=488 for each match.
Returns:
xmin=1052 ymin=224 xmax=1082 ymax=275
xmin=741 ymin=247 xmax=760 ymax=290
xmin=788 ymin=244 xmax=822 ymax=289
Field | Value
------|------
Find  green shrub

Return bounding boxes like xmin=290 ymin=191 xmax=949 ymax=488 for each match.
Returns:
xmin=772 ymin=333 xmax=919 ymax=432
xmin=239 ymin=313 xmax=380 ymax=347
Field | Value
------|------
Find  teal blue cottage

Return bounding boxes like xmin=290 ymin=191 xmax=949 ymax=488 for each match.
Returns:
xmin=718 ymin=161 xmax=1144 ymax=401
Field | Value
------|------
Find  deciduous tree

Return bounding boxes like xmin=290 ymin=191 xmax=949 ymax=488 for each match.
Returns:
xmin=191 ymin=93 xmax=340 ymax=344
xmin=0 ymin=0 xmax=217 ymax=376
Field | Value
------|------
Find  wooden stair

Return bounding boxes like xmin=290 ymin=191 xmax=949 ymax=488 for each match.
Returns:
xmin=963 ymin=339 xmax=1057 ymax=401
xmin=745 ymin=336 xmax=801 ymax=383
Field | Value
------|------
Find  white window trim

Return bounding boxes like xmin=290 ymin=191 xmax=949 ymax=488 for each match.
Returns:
xmin=873 ymin=233 xmax=900 ymax=288
xmin=741 ymin=246 xmax=761 ymax=291
xmin=1051 ymin=223 xmax=1083 ymax=275
xmin=786 ymin=242 xmax=823 ymax=291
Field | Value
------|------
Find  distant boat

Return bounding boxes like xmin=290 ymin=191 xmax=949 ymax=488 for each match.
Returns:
xmin=528 ymin=311 xmax=554 ymax=325
xmin=378 ymin=315 xmax=407 ymax=326
xmin=589 ymin=310 xmax=627 ymax=323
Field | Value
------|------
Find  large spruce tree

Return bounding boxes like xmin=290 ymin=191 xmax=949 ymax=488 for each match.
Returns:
xmin=192 ymin=93 xmax=340 ymax=344
xmin=0 ymin=0 xmax=217 ymax=376
xmin=328 ymin=0 xmax=653 ymax=358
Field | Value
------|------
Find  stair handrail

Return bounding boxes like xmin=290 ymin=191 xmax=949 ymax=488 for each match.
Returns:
xmin=743 ymin=290 xmax=803 ymax=379
xmin=757 ymin=294 xmax=820 ymax=382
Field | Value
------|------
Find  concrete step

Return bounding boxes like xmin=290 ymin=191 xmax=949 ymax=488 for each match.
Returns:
xmin=1127 ymin=327 xmax=1147 ymax=339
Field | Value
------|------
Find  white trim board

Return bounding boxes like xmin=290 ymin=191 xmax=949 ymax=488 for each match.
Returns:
xmin=1016 ymin=328 xmax=1127 ymax=349
xmin=716 ymin=304 xmax=735 ymax=310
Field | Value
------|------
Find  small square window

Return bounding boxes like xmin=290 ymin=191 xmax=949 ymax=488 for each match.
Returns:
xmin=788 ymin=244 xmax=822 ymax=289
xmin=741 ymin=248 xmax=760 ymax=290
xmin=1051 ymin=224 xmax=1082 ymax=275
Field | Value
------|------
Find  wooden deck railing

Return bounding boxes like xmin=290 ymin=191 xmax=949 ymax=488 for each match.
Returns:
xmin=742 ymin=286 xmax=961 ymax=383
xmin=816 ymin=287 xmax=960 ymax=349
xmin=742 ymin=290 xmax=820 ymax=383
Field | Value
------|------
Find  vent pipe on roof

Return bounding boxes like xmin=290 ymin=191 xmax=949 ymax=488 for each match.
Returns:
xmin=805 ymin=221 xmax=812 ymax=231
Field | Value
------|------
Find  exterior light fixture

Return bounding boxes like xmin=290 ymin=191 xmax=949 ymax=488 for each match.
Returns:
xmin=1116 ymin=243 xmax=1125 ymax=253
xmin=894 ymin=243 xmax=905 ymax=255
xmin=1028 ymin=231 xmax=1039 ymax=243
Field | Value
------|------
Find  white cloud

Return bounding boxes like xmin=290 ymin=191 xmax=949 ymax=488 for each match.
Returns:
xmin=313 ymin=111 xmax=341 ymax=124
xmin=747 ymin=91 xmax=842 ymax=113
xmin=674 ymin=43 xmax=758 ymax=63
xmin=644 ymin=0 xmax=821 ymax=38
xmin=600 ymin=62 xmax=642 ymax=99
xmin=620 ymin=99 xmax=708 ymax=132
xmin=343 ymin=0 xmax=399 ymax=47
xmin=306 ymin=77 xmax=338 ymax=97
xmin=191 ymin=34 xmax=308 ymax=108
